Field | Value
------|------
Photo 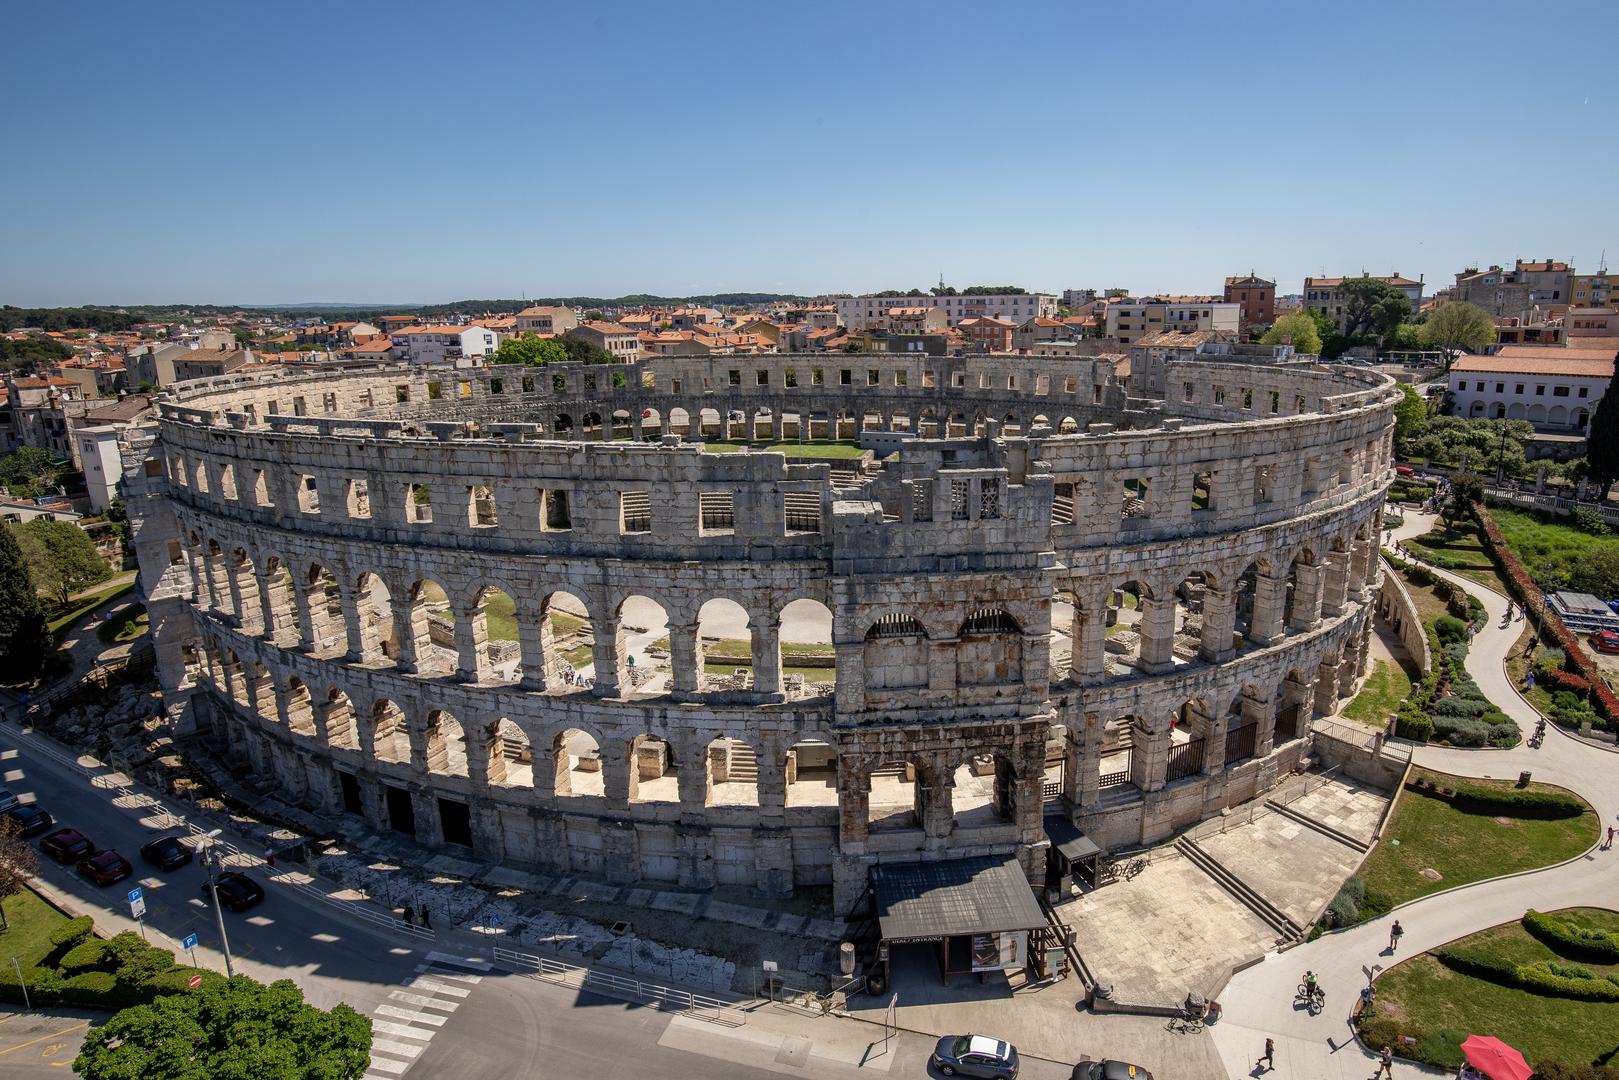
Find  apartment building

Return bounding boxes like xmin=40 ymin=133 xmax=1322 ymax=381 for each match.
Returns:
xmin=836 ymin=291 xmax=1056 ymax=331
xmin=565 ymin=320 xmax=642 ymax=363
xmin=1302 ymin=273 xmax=1425 ymax=331
xmin=1571 ymin=271 xmax=1614 ymax=309
xmin=1223 ymin=273 xmax=1276 ymax=328
xmin=513 ymin=306 xmax=579 ymax=336
xmin=1447 ymin=348 xmax=1612 ymax=431
xmin=1105 ymin=297 xmax=1239 ymax=344
xmin=1450 ymin=259 xmax=1571 ymax=319
xmin=390 ymin=325 xmax=498 ymax=366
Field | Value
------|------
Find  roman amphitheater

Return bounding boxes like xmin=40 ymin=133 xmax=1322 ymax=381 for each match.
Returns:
xmin=125 ymin=351 xmax=1397 ymax=913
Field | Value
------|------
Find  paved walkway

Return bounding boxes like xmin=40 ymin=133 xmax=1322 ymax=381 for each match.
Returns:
xmin=1211 ymin=510 xmax=1619 ymax=1079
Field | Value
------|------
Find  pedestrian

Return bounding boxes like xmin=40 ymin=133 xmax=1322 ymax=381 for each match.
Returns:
xmin=264 ymin=846 xmax=276 ymax=869
xmin=419 ymin=906 xmax=432 ymax=930
xmin=1389 ymin=920 xmax=1404 ymax=952
xmin=1605 ymin=826 xmax=1615 ymax=850
xmin=1358 ymin=984 xmax=1375 ymax=1017
xmin=1379 ymin=1045 xmax=1394 ymax=1078
xmin=402 ymin=904 xmax=414 ymax=926
xmin=1260 ymin=1037 xmax=1274 ymax=1071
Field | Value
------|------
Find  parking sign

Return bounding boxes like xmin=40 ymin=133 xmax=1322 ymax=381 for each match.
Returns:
xmin=127 ymin=886 xmax=143 ymax=904
xmin=130 ymin=896 xmax=146 ymax=919
xmin=182 ymin=933 xmax=198 ymax=950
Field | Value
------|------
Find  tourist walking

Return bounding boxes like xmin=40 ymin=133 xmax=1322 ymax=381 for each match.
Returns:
xmin=1604 ymin=826 xmax=1614 ymax=851
xmin=402 ymin=904 xmax=414 ymax=926
xmin=419 ymin=906 xmax=432 ymax=930
xmin=1389 ymin=920 xmax=1404 ymax=952
xmin=1259 ymin=1037 xmax=1274 ymax=1071
xmin=1379 ymin=1045 xmax=1394 ymax=1078
xmin=264 ymin=846 xmax=276 ymax=869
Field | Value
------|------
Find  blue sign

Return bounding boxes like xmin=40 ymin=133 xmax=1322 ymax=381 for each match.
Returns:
xmin=182 ymin=933 xmax=198 ymax=951
xmin=127 ymin=887 xmax=143 ymax=904
xmin=489 ymin=913 xmax=501 ymax=927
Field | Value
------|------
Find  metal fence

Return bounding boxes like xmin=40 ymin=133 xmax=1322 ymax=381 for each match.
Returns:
xmin=1165 ymin=737 xmax=1205 ymax=782
xmin=491 ymin=945 xmax=746 ymax=1026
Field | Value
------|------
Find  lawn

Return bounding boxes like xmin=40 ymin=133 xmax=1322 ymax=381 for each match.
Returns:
xmin=0 ymin=887 xmax=71 ymax=969
xmin=1489 ymin=504 xmax=1619 ymax=596
xmin=1341 ymin=659 xmax=1412 ymax=729
xmin=95 ymin=603 xmax=149 ymax=644
xmin=47 ymin=579 xmax=137 ymax=640
xmin=1504 ymin=621 xmax=1561 ymax=718
xmin=1370 ymin=907 xmax=1619 ymax=1071
xmin=1356 ymin=769 xmax=1596 ymax=911
xmin=1394 ymin=565 xmax=1457 ymax=632
xmin=1404 ymin=525 xmax=1508 ymax=592
xmin=697 ymin=439 xmax=870 ymax=461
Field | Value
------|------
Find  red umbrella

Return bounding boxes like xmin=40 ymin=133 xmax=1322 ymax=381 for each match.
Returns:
xmin=1460 ymin=1035 xmax=1533 ymax=1080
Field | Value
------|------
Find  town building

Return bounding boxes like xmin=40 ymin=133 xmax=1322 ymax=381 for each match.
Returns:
xmin=1013 ymin=317 xmax=1073 ymax=351
xmin=390 ymin=325 xmax=499 ymax=366
xmin=74 ymin=425 xmax=125 ymax=512
xmin=565 ymin=321 xmax=642 ymax=363
xmin=957 ymin=315 xmax=1017 ymax=352
xmin=514 ymin=306 xmax=579 ymax=336
xmin=1302 ymin=274 xmax=1425 ymax=332
xmin=837 ymin=292 xmax=1057 ymax=331
xmin=1105 ymin=298 xmax=1240 ymax=345
xmin=1061 ymin=288 xmax=1097 ymax=309
xmin=1223 ymin=274 xmax=1276 ymax=329
xmin=1447 ymin=342 xmax=1613 ymax=431
xmin=1570 ymin=271 xmax=1614 ymax=309
xmin=1450 ymin=260 xmax=1571 ymax=320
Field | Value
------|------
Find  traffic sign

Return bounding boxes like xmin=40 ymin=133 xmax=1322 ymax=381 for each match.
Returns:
xmin=127 ymin=886 xmax=143 ymax=904
xmin=130 ymin=896 xmax=146 ymax=919
xmin=188 ymin=974 xmax=203 ymax=990
xmin=488 ymin=913 xmax=501 ymax=927
xmin=182 ymin=933 xmax=198 ymax=951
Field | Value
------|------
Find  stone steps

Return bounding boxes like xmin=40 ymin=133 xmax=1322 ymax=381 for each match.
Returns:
xmin=726 ymin=740 xmax=758 ymax=783
xmin=1263 ymin=798 xmax=1370 ymax=852
xmin=1174 ymin=836 xmax=1303 ymax=942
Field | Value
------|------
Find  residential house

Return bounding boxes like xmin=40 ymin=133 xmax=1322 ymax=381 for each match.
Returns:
xmin=565 ymin=320 xmax=642 ymax=363
xmin=1223 ymin=274 xmax=1276 ymax=329
xmin=836 ymin=291 xmax=1056 ymax=331
xmin=1105 ymin=297 xmax=1239 ymax=344
xmin=1570 ymin=272 xmax=1615 ymax=309
xmin=514 ymin=306 xmax=579 ymax=336
xmin=1013 ymin=316 xmax=1072 ymax=351
xmin=669 ymin=307 xmax=722 ymax=331
xmin=957 ymin=315 xmax=1016 ymax=352
xmin=1303 ymin=273 xmax=1425 ymax=332
xmin=390 ymin=325 xmax=498 ymax=366
xmin=1450 ymin=260 xmax=1571 ymax=320
xmin=882 ymin=307 xmax=949 ymax=335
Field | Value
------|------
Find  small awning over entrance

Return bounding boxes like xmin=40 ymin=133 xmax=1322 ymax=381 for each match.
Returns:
xmin=873 ymin=856 xmax=1047 ymax=944
xmin=1043 ymin=817 xmax=1101 ymax=864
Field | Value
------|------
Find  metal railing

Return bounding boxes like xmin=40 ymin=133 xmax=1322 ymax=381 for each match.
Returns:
xmin=491 ymin=945 xmax=746 ymax=1026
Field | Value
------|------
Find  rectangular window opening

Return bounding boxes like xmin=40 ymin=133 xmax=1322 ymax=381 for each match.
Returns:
xmin=950 ymin=479 xmax=970 ymax=520
xmin=346 ymin=477 xmax=372 ymax=519
xmin=699 ymin=491 xmax=735 ymax=534
xmin=979 ymin=477 xmax=1001 ymax=519
xmin=1192 ymin=471 xmax=1215 ymax=512
xmin=541 ymin=488 xmax=571 ymax=531
xmin=469 ymin=484 xmax=498 ymax=527
xmin=1122 ymin=477 xmax=1150 ymax=519
xmin=620 ymin=490 xmax=652 ymax=534
xmin=783 ymin=492 xmax=821 ymax=534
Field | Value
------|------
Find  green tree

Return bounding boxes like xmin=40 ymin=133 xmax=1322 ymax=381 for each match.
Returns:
xmin=1420 ymin=301 xmax=1496 ymax=368
xmin=0 ymin=446 xmax=67 ymax=500
xmin=0 ymin=525 xmax=47 ymax=682
xmin=1339 ymin=278 xmax=1414 ymax=342
xmin=1392 ymin=384 xmax=1429 ymax=456
xmin=1586 ymin=360 xmax=1619 ymax=500
xmin=1442 ymin=471 xmax=1485 ymax=526
xmin=1260 ymin=311 xmax=1322 ymax=355
xmin=557 ymin=335 xmax=615 ymax=365
xmin=75 ymin=975 xmax=372 ymax=1080
xmin=491 ymin=336 xmax=568 ymax=367
xmin=11 ymin=520 xmax=111 ymax=609
xmin=0 ymin=813 xmax=37 ymax=931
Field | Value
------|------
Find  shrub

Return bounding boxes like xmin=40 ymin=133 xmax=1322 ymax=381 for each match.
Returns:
xmin=58 ymin=970 xmax=116 ymax=1007
xmin=1570 ymin=506 xmax=1612 ymax=535
xmin=112 ymin=943 xmax=175 ymax=990
xmin=1531 ymin=1060 xmax=1619 ymax=1080
xmin=1545 ymin=668 xmax=1593 ymax=695
xmin=1359 ymin=888 xmax=1394 ymax=921
xmin=1522 ymin=910 xmax=1619 ymax=962
xmin=1328 ymin=890 xmax=1360 ymax=926
xmin=1513 ymin=962 xmax=1619 ymax=1001
xmin=1545 ymin=960 xmax=1596 ymax=980
xmin=0 ymin=966 xmax=63 ymax=1006
xmin=1414 ymin=1028 xmax=1467 ymax=1070
xmin=59 ymin=939 xmax=110 ymax=974
xmin=1394 ymin=707 xmax=1433 ymax=742
xmin=48 ymin=916 xmax=94 ymax=951
xmin=1431 ymin=713 xmax=1495 ymax=747
xmin=1534 ymin=648 xmax=1567 ymax=678
xmin=1432 ymin=697 xmax=1490 ymax=718
xmin=143 ymin=967 xmax=224 ymax=996
xmin=1440 ymin=781 xmax=1587 ymax=819
xmin=1434 ymin=946 xmax=1517 ymax=982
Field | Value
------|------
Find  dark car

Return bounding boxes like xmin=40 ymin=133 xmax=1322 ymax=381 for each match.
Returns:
xmin=39 ymin=828 xmax=95 ymax=863
xmin=1072 ymin=1061 xmax=1155 ymax=1080
xmin=202 ymin=872 xmax=264 ymax=912
xmin=140 ymin=835 xmax=194 ymax=871
xmin=932 ymin=1034 xmax=1019 ymax=1079
xmin=78 ymin=849 xmax=133 ymax=886
xmin=3 ymin=805 xmax=54 ymax=838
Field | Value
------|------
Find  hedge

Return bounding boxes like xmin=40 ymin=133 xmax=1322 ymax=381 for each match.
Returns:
xmin=47 ymin=916 xmax=94 ymax=950
xmin=1441 ymin=780 xmax=1587 ymax=819
xmin=1522 ymin=910 xmax=1619 ymax=963
xmin=0 ymin=925 xmax=223 ymax=1010
xmin=1433 ymin=946 xmax=1619 ymax=1001
xmin=59 ymin=938 xmax=109 ymax=973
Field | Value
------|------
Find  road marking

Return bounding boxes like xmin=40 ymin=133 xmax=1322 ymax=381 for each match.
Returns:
xmin=364 ymin=1059 xmax=408 ymax=1075
xmin=369 ymin=1037 xmax=424 ymax=1058
xmin=406 ymin=977 xmax=470 ymax=997
xmin=424 ymin=951 xmax=491 ymax=971
xmin=374 ymin=1005 xmax=448 ymax=1027
xmin=387 ymin=990 xmax=459 ymax=1011
xmin=0 ymin=1022 xmax=90 ymax=1057
xmin=412 ymin=965 xmax=481 ymax=983
xmin=370 ymin=1020 xmax=435 ymax=1041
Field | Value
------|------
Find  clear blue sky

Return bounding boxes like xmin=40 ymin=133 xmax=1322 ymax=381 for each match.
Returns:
xmin=3 ymin=0 xmax=1615 ymax=307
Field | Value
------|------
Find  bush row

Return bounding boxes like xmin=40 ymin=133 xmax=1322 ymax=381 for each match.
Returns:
xmin=0 ymin=928 xmax=225 ymax=1010
xmin=1433 ymin=946 xmax=1619 ymax=1001
xmin=1522 ymin=910 xmax=1619 ymax=963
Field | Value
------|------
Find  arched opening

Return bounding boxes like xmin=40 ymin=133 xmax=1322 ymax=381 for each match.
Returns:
xmin=780 ymin=598 xmax=834 ymax=697
xmin=948 ymin=412 xmax=968 ymax=437
xmin=541 ymin=590 xmax=593 ymax=686
xmin=1103 ymin=580 xmax=1150 ymax=676
xmin=552 ymin=728 xmax=603 ymax=797
xmin=1273 ymin=671 xmax=1307 ymax=743
xmin=471 ymin=585 xmax=521 ymax=683
xmin=285 ymin=677 xmax=315 ymax=736
xmin=611 ymin=409 xmax=633 ymax=440
xmin=248 ymin=661 xmax=276 ymax=721
xmin=863 ymin=613 xmax=927 ymax=691
xmin=369 ymin=700 xmax=410 ymax=765
xmin=1285 ymin=550 xmax=1315 ymax=629
xmin=407 ymin=579 xmax=455 ymax=674
xmin=1230 ymin=561 xmax=1262 ymax=646
xmin=424 ymin=709 xmax=469 ymax=777
xmin=616 ymin=595 xmax=670 ymax=693
xmin=324 ymin=689 xmax=357 ymax=749
xmin=1166 ymin=699 xmax=1210 ymax=782
xmin=485 ymin=718 xmax=533 ymax=788
xmin=1507 ymin=402 xmax=1526 ymax=420
xmin=1099 ymin=716 xmax=1136 ymax=793
xmin=705 ymin=737 xmax=760 ymax=806
xmin=628 ymin=734 xmax=678 ymax=802
xmin=785 ymin=739 xmax=838 ymax=807
xmin=668 ymin=407 xmax=691 ymax=437
xmin=581 ymin=411 xmax=603 ymax=437
xmin=304 ymin=564 xmax=345 ymax=655
xmin=354 ymin=572 xmax=395 ymax=664
xmin=261 ymin=557 xmax=296 ymax=642
xmin=957 ymin=607 xmax=1022 ymax=685
xmin=1171 ymin=572 xmax=1211 ymax=663
xmin=1051 ymin=589 xmax=1081 ymax=680
xmin=229 ymin=548 xmax=261 ymax=633
xmin=951 ymin=753 xmax=1018 ymax=828
xmin=554 ymin=413 xmax=574 ymax=435
xmin=1548 ymin=405 xmax=1568 ymax=427
xmin=867 ymin=760 xmax=922 ymax=831
xmin=1527 ymin=404 xmax=1546 ymax=423
xmin=699 ymin=408 xmax=722 ymax=439
xmin=1468 ymin=400 xmax=1486 ymax=418
xmin=639 ymin=407 xmax=662 ymax=439
xmin=1223 ymin=689 xmax=1261 ymax=766
xmin=697 ymin=597 xmax=752 ymax=691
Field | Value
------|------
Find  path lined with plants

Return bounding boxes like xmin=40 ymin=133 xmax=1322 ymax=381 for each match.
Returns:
xmin=1212 ymin=510 xmax=1619 ymax=1079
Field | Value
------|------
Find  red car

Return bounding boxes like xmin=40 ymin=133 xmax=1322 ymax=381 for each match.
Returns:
xmin=1394 ymin=465 xmax=1415 ymax=477
xmin=1592 ymin=630 xmax=1619 ymax=655
xmin=78 ymin=850 xmax=133 ymax=887
xmin=39 ymin=828 xmax=95 ymax=863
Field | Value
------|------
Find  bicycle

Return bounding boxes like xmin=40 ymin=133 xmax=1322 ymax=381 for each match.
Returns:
xmin=1165 ymin=1009 xmax=1203 ymax=1035
xmin=1296 ymin=982 xmax=1325 ymax=1013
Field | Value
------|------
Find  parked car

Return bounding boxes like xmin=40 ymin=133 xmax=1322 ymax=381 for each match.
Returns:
xmin=1592 ymin=630 xmax=1619 ymax=655
xmin=202 ymin=872 xmax=264 ymax=912
xmin=932 ymin=1034 xmax=1019 ymax=1079
xmin=0 ymin=790 xmax=18 ymax=815
xmin=1394 ymin=465 xmax=1415 ymax=478
xmin=40 ymin=828 xmax=95 ymax=863
xmin=3 ymin=805 xmax=54 ymax=838
xmin=1072 ymin=1060 xmax=1156 ymax=1080
xmin=140 ymin=835 xmax=194 ymax=871
xmin=78 ymin=849 xmax=133 ymax=886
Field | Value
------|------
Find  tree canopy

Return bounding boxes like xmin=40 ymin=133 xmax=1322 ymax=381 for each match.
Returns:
xmin=1338 ymin=278 xmax=1415 ymax=342
xmin=0 ymin=819 xmax=38 ymax=931
xmin=11 ymin=520 xmax=111 ymax=608
xmin=1392 ymin=384 xmax=1429 ymax=456
xmin=491 ymin=336 xmax=568 ymax=366
xmin=0 ymin=306 xmax=140 ymax=333
xmin=0 ymin=525 xmax=46 ymax=683
xmin=1587 ymin=360 xmax=1619 ymax=500
xmin=1259 ymin=311 xmax=1322 ymax=355
xmin=0 ymin=335 xmax=74 ymax=373
xmin=0 ymin=446 xmax=73 ymax=500
xmin=1443 ymin=471 xmax=1485 ymax=526
xmin=1420 ymin=301 xmax=1496 ymax=366
xmin=1408 ymin=416 xmax=1535 ymax=479
xmin=74 ymin=975 xmax=372 ymax=1080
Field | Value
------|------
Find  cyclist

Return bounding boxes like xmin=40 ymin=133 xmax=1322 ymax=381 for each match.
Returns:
xmin=1303 ymin=970 xmax=1320 ymax=1000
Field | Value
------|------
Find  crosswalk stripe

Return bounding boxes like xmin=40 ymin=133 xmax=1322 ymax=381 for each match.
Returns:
xmin=370 ymin=1038 xmax=424 ymax=1059
xmin=388 ymin=990 xmax=461 ymax=1012
xmin=364 ymin=1059 xmax=408 ymax=1076
xmin=375 ymin=1005 xmax=448 ymax=1027
xmin=415 ymin=965 xmax=482 ymax=984
xmin=407 ymin=977 xmax=471 ymax=998
xmin=424 ymin=951 xmax=492 ymax=971
xmin=370 ymin=1020 xmax=435 ymax=1041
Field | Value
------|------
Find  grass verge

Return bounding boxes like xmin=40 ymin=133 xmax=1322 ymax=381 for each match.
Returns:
xmin=1341 ymin=659 xmax=1412 ymax=729
xmin=95 ymin=603 xmax=149 ymax=644
xmin=47 ymin=580 xmax=136 ymax=641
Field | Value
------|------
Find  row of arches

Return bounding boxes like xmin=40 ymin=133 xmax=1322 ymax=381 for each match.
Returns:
xmin=1465 ymin=400 xmax=1591 ymax=429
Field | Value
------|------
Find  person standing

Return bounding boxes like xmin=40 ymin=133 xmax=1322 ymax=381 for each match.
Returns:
xmin=1389 ymin=920 xmax=1404 ymax=952
xmin=419 ymin=906 xmax=432 ymax=930
xmin=402 ymin=904 xmax=414 ymax=926
xmin=1605 ymin=826 xmax=1614 ymax=850
xmin=1378 ymin=1045 xmax=1394 ymax=1078
xmin=1259 ymin=1037 xmax=1275 ymax=1071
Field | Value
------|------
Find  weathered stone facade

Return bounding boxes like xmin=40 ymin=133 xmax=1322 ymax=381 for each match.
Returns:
xmin=125 ymin=352 xmax=1397 ymax=911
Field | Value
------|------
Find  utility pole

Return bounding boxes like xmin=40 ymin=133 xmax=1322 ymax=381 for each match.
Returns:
xmin=201 ymin=830 xmax=235 ymax=978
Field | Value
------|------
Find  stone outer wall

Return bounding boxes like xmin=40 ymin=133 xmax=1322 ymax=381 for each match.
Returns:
xmin=125 ymin=353 xmax=1399 ymax=911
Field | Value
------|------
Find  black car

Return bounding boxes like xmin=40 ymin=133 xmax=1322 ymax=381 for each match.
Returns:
xmin=78 ymin=849 xmax=133 ymax=887
xmin=39 ymin=827 xmax=95 ymax=863
xmin=3 ymin=805 xmax=54 ymax=838
xmin=1072 ymin=1061 xmax=1155 ymax=1080
xmin=140 ymin=835 xmax=194 ymax=871
xmin=202 ymin=872 xmax=264 ymax=912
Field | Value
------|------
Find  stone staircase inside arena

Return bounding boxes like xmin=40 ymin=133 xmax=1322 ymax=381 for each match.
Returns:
xmin=725 ymin=740 xmax=758 ymax=783
xmin=1174 ymin=835 xmax=1304 ymax=942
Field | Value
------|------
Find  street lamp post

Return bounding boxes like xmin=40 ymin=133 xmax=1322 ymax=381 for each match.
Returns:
xmin=200 ymin=830 xmax=235 ymax=978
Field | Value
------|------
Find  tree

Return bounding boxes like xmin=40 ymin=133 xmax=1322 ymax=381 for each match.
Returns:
xmin=75 ymin=975 xmax=372 ymax=1080
xmin=1443 ymin=471 xmax=1484 ymax=527
xmin=0 ymin=525 xmax=47 ymax=683
xmin=1420 ymin=301 xmax=1496 ymax=368
xmin=490 ymin=336 xmax=567 ymax=367
xmin=0 ymin=817 xmax=37 ymax=931
xmin=0 ymin=446 xmax=68 ymax=500
xmin=1586 ymin=360 xmax=1619 ymax=501
xmin=11 ymin=520 xmax=111 ymax=609
xmin=1339 ymin=278 xmax=1414 ymax=342
xmin=1392 ymin=384 xmax=1429 ymax=456
xmin=557 ymin=335 xmax=615 ymax=366
xmin=1260 ymin=312 xmax=1322 ymax=355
